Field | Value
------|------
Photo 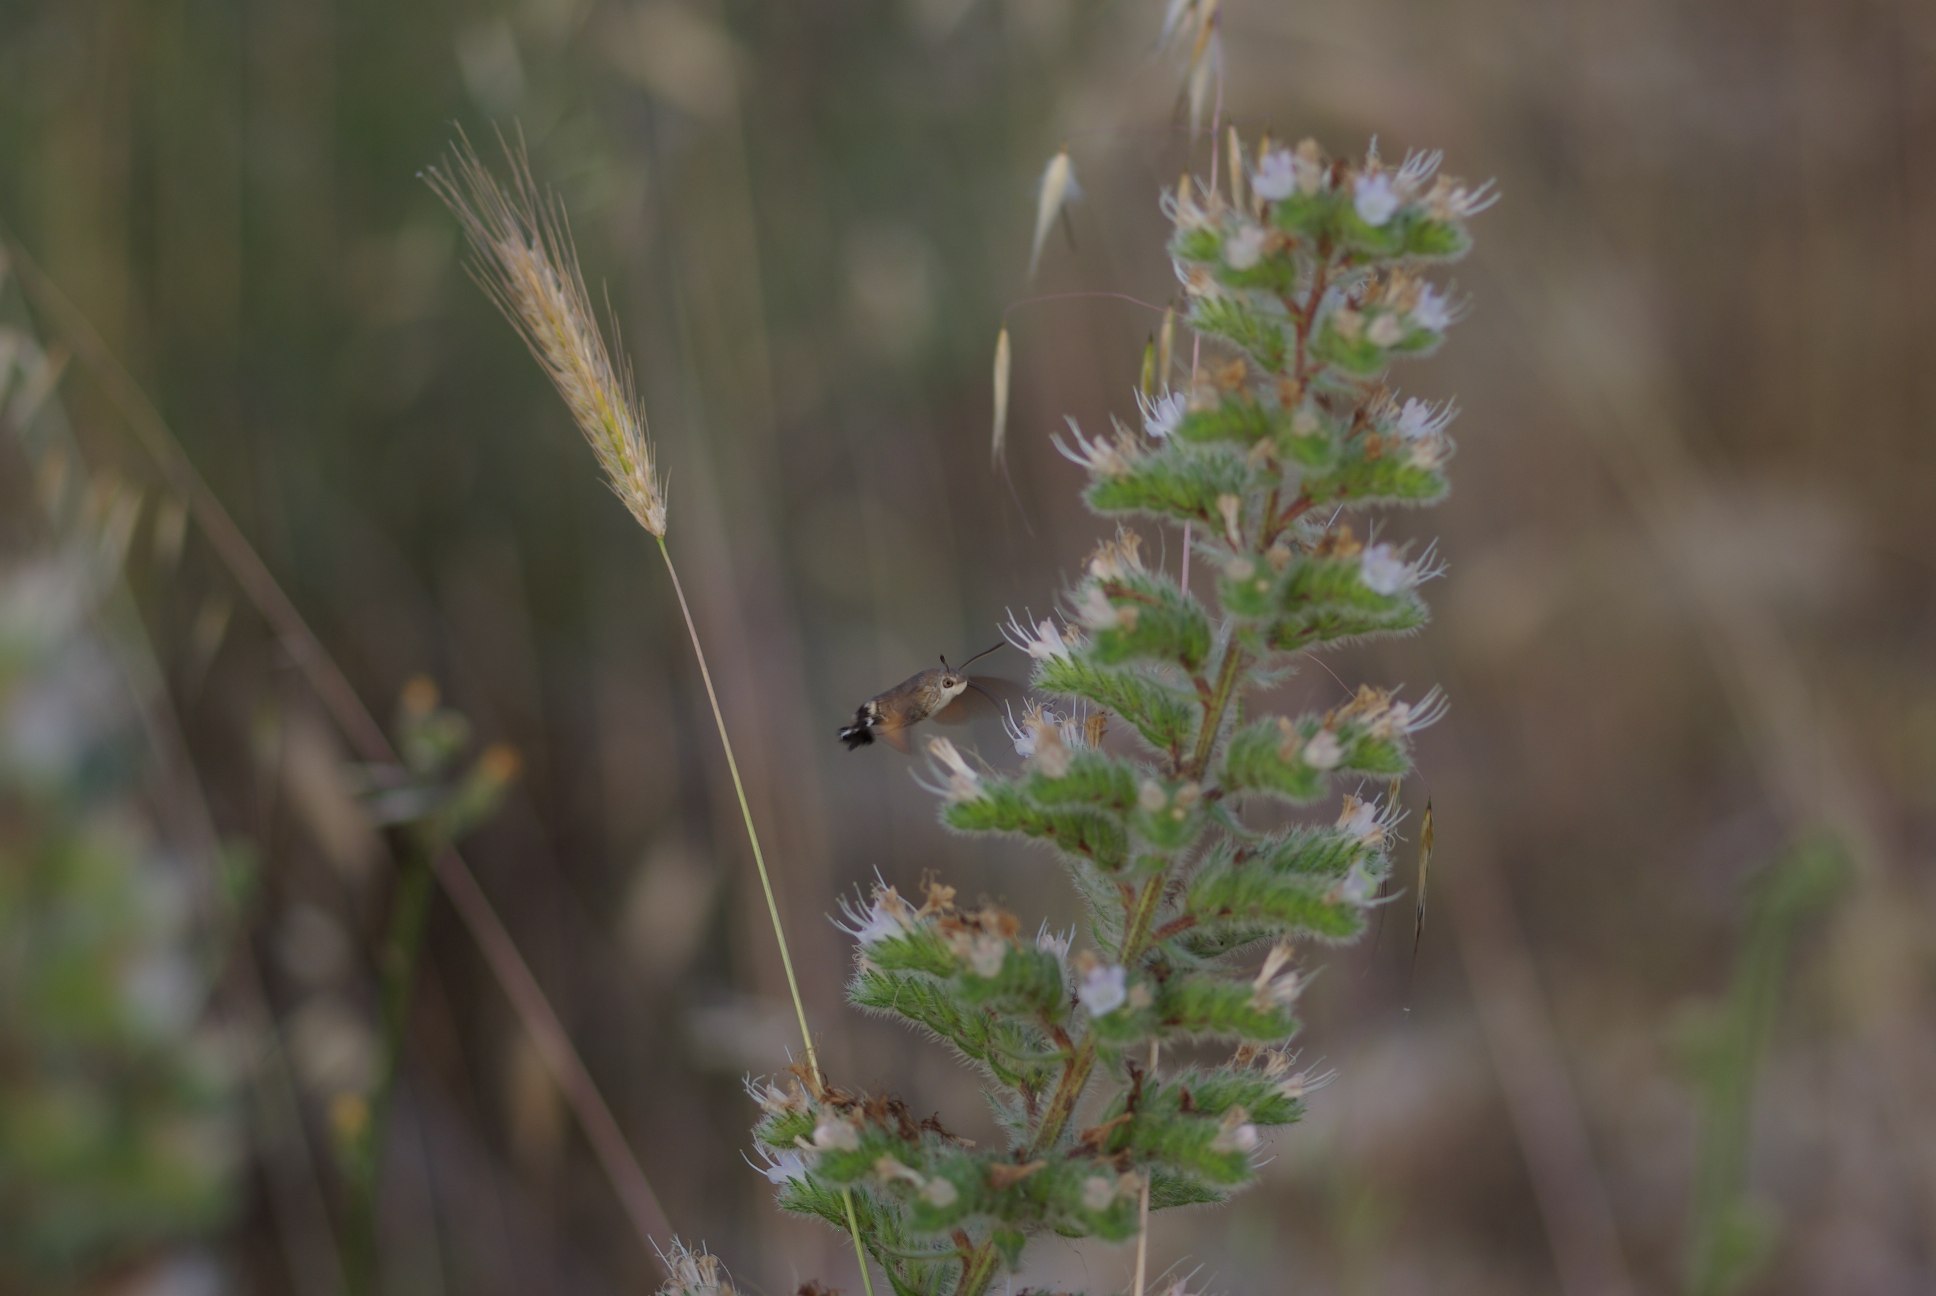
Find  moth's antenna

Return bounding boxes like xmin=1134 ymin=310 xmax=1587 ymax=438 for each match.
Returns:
xmin=955 ymin=640 xmax=1007 ymax=672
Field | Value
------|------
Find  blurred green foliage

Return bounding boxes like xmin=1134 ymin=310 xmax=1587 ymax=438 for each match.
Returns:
xmin=0 ymin=556 xmax=240 ymax=1288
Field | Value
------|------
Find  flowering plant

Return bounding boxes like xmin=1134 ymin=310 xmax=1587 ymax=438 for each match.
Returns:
xmin=747 ymin=137 xmax=1492 ymax=1295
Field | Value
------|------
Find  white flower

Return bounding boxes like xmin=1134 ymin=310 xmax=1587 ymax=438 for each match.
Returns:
xmin=1431 ymin=176 xmax=1501 ymax=218
xmin=812 ymin=1117 xmax=860 ymax=1152
xmin=1339 ymin=856 xmax=1382 ymax=905
xmin=1035 ymin=923 xmax=1073 ymax=960
xmin=657 ymin=1240 xmax=734 ymax=1295
xmin=1053 ymin=416 xmax=1138 ymax=478
xmin=1412 ymin=283 xmax=1457 ymax=332
xmin=1002 ymin=702 xmax=1038 ymax=758
xmin=1224 ymin=223 xmax=1267 ymax=270
xmin=1056 ymin=703 xmax=1098 ymax=751
xmin=920 ymin=1177 xmax=959 ymax=1209
xmin=1353 ymin=172 xmax=1400 ymax=226
xmin=1374 ymin=688 xmax=1450 ymax=739
xmin=1212 ymin=1108 xmax=1263 ymax=1154
xmin=924 ymin=737 xmax=982 ymax=801
xmin=834 ymin=886 xmax=915 ymax=947
xmin=1081 ymin=1174 xmax=1119 ymax=1211
xmin=1137 ymin=388 xmax=1188 ymax=440
xmin=1301 ymin=728 xmax=1344 ymax=771
xmin=1073 ymin=583 xmax=1121 ymax=632
xmin=1161 ymin=177 xmax=1210 ymax=232
xmin=1252 ymin=147 xmax=1297 ymax=201
xmin=1293 ymin=140 xmax=1329 ymax=195
xmin=1336 ymin=793 xmax=1403 ymax=850
xmin=1001 ymin=609 xmax=1076 ymax=661
xmin=1396 ymin=148 xmax=1444 ymax=192
xmin=1394 ymin=397 xmax=1457 ymax=441
xmin=1280 ymin=1066 xmax=1339 ymax=1101
xmin=874 ymin=1155 xmax=924 ymax=1186
xmin=745 ymin=1074 xmax=809 ymax=1116
xmin=1250 ymin=944 xmax=1306 ymax=1010
xmin=1005 ymin=700 xmax=1075 ymax=776
xmin=957 ymin=930 xmax=1009 ymax=979
xmin=1359 ymin=543 xmax=1413 ymax=596
xmin=1077 ymin=962 xmax=1129 ymax=1017
xmin=753 ymin=1146 xmax=811 ymax=1186
xmin=1366 ymin=312 xmax=1405 ymax=348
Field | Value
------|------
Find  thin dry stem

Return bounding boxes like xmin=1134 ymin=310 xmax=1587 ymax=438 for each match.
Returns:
xmin=0 ymin=232 xmax=678 ymax=1268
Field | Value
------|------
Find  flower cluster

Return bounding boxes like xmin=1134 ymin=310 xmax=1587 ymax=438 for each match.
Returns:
xmin=757 ymin=136 xmax=1489 ymax=1295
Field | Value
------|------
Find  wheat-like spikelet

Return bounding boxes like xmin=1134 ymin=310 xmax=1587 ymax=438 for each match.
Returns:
xmin=426 ymin=131 xmax=667 ymax=536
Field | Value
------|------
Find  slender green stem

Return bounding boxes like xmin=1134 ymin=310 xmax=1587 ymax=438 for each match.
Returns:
xmin=1186 ymin=644 xmax=1247 ymax=781
xmin=655 ymin=536 xmax=876 ymax=1296
xmin=346 ymin=834 xmax=438 ymax=1294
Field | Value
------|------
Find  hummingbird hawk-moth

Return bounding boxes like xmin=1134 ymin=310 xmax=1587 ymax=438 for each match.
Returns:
xmin=839 ymin=642 xmax=1006 ymax=752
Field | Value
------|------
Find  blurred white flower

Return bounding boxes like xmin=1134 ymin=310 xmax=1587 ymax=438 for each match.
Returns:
xmin=1138 ymin=388 xmax=1188 ymax=440
xmin=1252 ymin=147 xmax=1296 ymax=201
xmin=1354 ymin=172 xmax=1400 ymax=226
xmin=1077 ymin=962 xmax=1129 ymax=1017
xmin=1224 ymin=224 xmax=1267 ymax=270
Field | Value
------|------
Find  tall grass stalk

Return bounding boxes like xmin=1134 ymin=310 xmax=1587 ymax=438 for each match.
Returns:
xmin=428 ymin=133 xmax=876 ymax=1295
xmin=655 ymin=534 xmax=877 ymax=1293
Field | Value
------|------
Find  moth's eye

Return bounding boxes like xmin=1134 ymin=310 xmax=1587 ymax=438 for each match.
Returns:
xmin=945 ymin=676 xmax=960 ymax=688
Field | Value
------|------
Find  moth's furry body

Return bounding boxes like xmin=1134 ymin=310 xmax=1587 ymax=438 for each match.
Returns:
xmin=839 ymin=645 xmax=1004 ymax=751
xmin=838 ymin=668 xmax=969 ymax=750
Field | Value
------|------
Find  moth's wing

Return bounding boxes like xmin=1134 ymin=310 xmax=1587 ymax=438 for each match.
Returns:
xmin=928 ymin=698 xmax=973 ymax=726
xmin=933 ymin=673 xmax=1027 ymax=725
xmin=874 ymin=721 xmax=913 ymax=754
xmin=970 ymin=673 xmax=1028 ymax=709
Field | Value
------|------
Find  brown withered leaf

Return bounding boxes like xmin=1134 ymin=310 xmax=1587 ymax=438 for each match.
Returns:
xmin=986 ymin=1160 xmax=1046 ymax=1191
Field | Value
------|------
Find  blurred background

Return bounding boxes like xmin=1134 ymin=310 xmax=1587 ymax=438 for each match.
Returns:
xmin=2 ymin=0 xmax=1932 ymax=1293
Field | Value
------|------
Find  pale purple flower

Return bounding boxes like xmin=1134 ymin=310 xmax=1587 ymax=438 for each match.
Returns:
xmin=1396 ymin=148 xmax=1444 ymax=192
xmin=1366 ymin=312 xmax=1405 ymax=347
xmin=1001 ymin=609 xmax=1076 ymax=660
xmin=1081 ymin=1174 xmax=1120 ymax=1211
xmin=1224 ymin=223 xmax=1267 ymax=270
xmin=753 ymin=1146 xmax=811 ymax=1186
xmin=1137 ymin=388 xmax=1188 ymax=440
xmin=1301 ymin=728 xmax=1345 ymax=771
xmin=923 ymin=737 xmax=982 ymax=802
xmin=1394 ymin=397 xmax=1457 ymax=441
xmin=1077 ymin=962 xmax=1129 ymax=1017
xmin=1359 ymin=543 xmax=1413 ymax=595
xmin=835 ymin=886 xmax=915 ymax=947
xmin=1052 ymin=416 xmax=1138 ymax=477
xmin=1353 ymin=172 xmax=1400 ymax=227
xmin=1412 ymin=283 xmax=1457 ymax=332
xmin=1252 ymin=148 xmax=1297 ymax=201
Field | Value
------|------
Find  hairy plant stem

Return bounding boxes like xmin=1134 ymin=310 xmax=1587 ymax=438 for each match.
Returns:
xmin=654 ymin=536 xmax=876 ymax=1296
xmin=345 ymin=833 xmax=438 ymax=1295
xmin=956 ymin=869 xmax=1174 ymax=1295
xmin=1187 ymin=642 xmax=1248 ymax=781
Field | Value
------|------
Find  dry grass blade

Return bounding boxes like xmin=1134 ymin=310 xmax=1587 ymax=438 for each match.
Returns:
xmin=0 ymin=229 xmax=678 ymax=1267
xmin=1029 ymin=148 xmax=1078 ymax=281
xmin=424 ymin=130 xmax=667 ymax=537
xmin=1412 ymin=799 xmax=1435 ymax=963
xmin=1225 ymin=123 xmax=1245 ymax=209
xmin=991 ymin=325 xmax=1011 ymax=470
xmin=1183 ymin=1 xmax=1222 ymax=135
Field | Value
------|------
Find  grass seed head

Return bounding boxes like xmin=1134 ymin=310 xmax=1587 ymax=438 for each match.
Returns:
xmin=426 ymin=131 xmax=667 ymax=537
